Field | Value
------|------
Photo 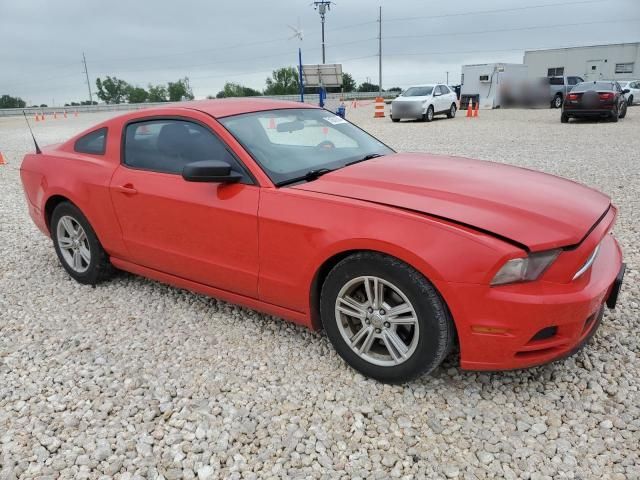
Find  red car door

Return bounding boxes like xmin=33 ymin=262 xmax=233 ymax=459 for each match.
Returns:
xmin=109 ymin=117 xmax=260 ymax=298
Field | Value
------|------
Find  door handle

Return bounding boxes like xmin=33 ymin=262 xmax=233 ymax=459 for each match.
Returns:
xmin=114 ymin=184 xmax=138 ymax=195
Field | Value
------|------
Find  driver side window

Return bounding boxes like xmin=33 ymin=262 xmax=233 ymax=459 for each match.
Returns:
xmin=123 ymin=119 xmax=249 ymax=181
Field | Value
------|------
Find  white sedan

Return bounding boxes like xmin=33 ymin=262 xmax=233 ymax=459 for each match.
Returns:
xmin=620 ymin=80 xmax=639 ymax=106
xmin=390 ymin=84 xmax=458 ymax=122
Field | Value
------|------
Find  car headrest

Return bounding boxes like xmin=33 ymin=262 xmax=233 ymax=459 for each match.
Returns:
xmin=157 ymin=123 xmax=191 ymax=156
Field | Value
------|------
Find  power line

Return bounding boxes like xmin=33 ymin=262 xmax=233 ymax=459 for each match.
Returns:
xmin=385 ymin=0 xmax=605 ymax=23
xmin=386 ymin=18 xmax=639 ymax=40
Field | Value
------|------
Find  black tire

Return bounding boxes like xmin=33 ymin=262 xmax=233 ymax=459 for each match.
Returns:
xmin=553 ymin=94 xmax=563 ymax=109
xmin=619 ymin=102 xmax=627 ymax=119
xmin=423 ymin=105 xmax=435 ymax=122
xmin=391 ymin=116 xmax=400 ymax=123
xmin=50 ymin=202 xmax=113 ymax=285
xmin=561 ymin=112 xmax=569 ymax=123
xmin=610 ymin=107 xmax=619 ymax=122
xmin=320 ymin=252 xmax=454 ymax=383
xmin=447 ymin=103 xmax=457 ymax=119
xmin=628 ymin=95 xmax=633 ymax=106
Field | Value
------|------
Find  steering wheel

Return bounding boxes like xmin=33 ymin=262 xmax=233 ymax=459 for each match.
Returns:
xmin=316 ymin=140 xmax=336 ymax=150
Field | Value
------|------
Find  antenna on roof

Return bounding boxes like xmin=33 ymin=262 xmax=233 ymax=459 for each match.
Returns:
xmin=22 ymin=110 xmax=42 ymax=154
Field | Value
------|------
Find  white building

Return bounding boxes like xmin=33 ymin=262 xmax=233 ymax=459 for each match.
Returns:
xmin=524 ymin=43 xmax=640 ymax=81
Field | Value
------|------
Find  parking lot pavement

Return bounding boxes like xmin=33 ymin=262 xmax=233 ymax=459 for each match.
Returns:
xmin=1 ymin=107 xmax=639 ymax=479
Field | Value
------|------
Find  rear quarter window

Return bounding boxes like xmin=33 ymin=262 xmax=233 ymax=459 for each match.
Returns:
xmin=74 ymin=128 xmax=107 ymax=155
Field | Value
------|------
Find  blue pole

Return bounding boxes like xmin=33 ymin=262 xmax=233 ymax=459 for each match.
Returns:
xmin=298 ymin=48 xmax=304 ymax=103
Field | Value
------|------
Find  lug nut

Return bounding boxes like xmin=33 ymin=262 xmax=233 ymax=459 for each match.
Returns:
xmin=365 ymin=319 xmax=370 ymax=325
xmin=367 ymin=307 xmax=373 ymax=313
xmin=375 ymin=328 xmax=381 ymax=333
xmin=379 ymin=309 xmax=386 ymax=315
xmin=384 ymin=322 xmax=390 ymax=328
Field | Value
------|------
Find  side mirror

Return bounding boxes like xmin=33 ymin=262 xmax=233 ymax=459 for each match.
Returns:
xmin=182 ymin=160 xmax=242 ymax=183
xmin=622 ymin=88 xmax=630 ymax=94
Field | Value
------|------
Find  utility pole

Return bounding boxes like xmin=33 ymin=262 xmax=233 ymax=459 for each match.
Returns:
xmin=313 ymin=1 xmax=332 ymax=64
xmin=378 ymin=6 xmax=382 ymax=96
xmin=446 ymin=71 xmax=449 ymax=84
xmin=82 ymin=52 xmax=93 ymax=104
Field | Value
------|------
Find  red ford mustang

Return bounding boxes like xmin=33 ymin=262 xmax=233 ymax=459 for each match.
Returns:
xmin=20 ymin=99 xmax=625 ymax=383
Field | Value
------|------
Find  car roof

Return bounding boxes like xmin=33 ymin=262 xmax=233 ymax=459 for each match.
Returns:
xmin=175 ymin=98 xmax=318 ymax=118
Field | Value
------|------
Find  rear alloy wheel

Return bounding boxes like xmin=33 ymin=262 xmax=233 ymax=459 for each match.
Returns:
xmin=561 ymin=112 xmax=569 ymax=123
xmin=553 ymin=94 xmax=563 ymax=109
xmin=423 ymin=105 xmax=435 ymax=122
xmin=611 ymin=107 xmax=619 ymax=122
xmin=447 ymin=103 xmax=457 ymax=118
xmin=51 ymin=202 xmax=113 ymax=285
xmin=619 ymin=102 xmax=627 ymax=119
xmin=321 ymin=252 xmax=454 ymax=383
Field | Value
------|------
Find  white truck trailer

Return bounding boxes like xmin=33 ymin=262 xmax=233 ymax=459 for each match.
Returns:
xmin=460 ymin=63 xmax=529 ymax=109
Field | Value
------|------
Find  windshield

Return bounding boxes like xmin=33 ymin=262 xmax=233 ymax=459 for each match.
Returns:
xmin=401 ymin=86 xmax=434 ymax=97
xmin=219 ymin=108 xmax=394 ymax=186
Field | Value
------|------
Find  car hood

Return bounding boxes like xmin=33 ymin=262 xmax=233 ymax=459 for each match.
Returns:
xmin=393 ymin=96 xmax=430 ymax=102
xmin=292 ymin=153 xmax=610 ymax=250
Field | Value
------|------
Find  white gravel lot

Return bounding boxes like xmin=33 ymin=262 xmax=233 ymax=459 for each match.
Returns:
xmin=1 ymin=105 xmax=639 ymax=480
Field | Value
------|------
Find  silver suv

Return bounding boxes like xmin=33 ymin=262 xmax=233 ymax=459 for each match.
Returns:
xmin=549 ymin=76 xmax=584 ymax=108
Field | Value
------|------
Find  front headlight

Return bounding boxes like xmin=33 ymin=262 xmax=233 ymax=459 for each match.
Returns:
xmin=491 ymin=249 xmax=561 ymax=286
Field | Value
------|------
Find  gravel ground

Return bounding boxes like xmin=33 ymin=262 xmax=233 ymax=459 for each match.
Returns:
xmin=1 ymin=106 xmax=639 ymax=479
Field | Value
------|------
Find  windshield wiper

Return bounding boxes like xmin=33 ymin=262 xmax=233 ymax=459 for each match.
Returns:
xmin=276 ymin=168 xmax=335 ymax=187
xmin=345 ymin=153 xmax=384 ymax=167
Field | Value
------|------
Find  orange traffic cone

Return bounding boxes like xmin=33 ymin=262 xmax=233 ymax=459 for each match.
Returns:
xmin=74 ymin=110 xmax=78 ymax=117
xmin=35 ymin=113 xmax=40 ymax=122
xmin=466 ymin=99 xmax=473 ymax=118
xmin=41 ymin=112 xmax=46 ymax=121
xmin=473 ymin=101 xmax=479 ymax=117
xmin=0 ymin=152 xmax=7 ymax=165
xmin=64 ymin=110 xmax=68 ymax=119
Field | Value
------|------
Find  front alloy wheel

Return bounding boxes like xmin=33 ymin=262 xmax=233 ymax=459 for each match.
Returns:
xmin=321 ymin=252 xmax=454 ymax=383
xmin=335 ymin=276 xmax=420 ymax=366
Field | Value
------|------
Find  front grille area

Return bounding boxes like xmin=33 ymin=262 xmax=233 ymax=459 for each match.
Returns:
xmin=391 ymin=101 xmax=423 ymax=118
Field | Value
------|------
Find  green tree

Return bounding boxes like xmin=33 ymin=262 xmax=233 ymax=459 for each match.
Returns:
xmin=95 ymin=76 xmax=130 ymax=104
xmin=167 ymin=77 xmax=194 ymax=101
xmin=341 ymin=72 xmax=357 ymax=92
xmin=264 ymin=67 xmax=300 ymax=95
xmin=357 ymin=82 xmax=380 ymax=93
xmin=325 ymin=72 xmax=357 ymax=93
xmin=127 ymin=86 xmax=149 ymax=104
xmin=148 ymin=84 xmax=169 ymax=102
xmin=386 ymin=86 xmax=402 ymax=93
xmin=215 ymin=82 xmax=262 ymax=98
xmin=0 ymin=94 xmax=26 ymax=108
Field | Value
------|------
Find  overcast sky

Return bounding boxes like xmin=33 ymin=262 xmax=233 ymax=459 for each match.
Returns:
xmin=1 ymin=0 xmax=638 ymax=105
